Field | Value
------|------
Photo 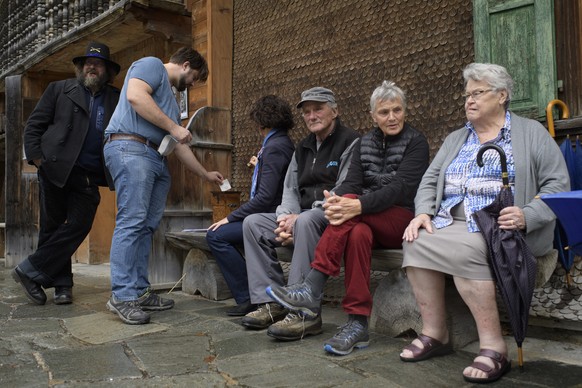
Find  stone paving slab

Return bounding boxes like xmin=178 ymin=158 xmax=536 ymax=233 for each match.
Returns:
xmin=58 ymin=373 xmax=228 ymax=387
xmin=64 ymin=312 xmax=169 ymax=345
xmin=127 ymin=332 xmax=211 ymax=376
xmin=41 ymin=343 xmax=142 ymax=383
xmin=216 ymin=349 xmax=369 ymax=387
xmin=0 ymin=361 xmax=47 ymax=388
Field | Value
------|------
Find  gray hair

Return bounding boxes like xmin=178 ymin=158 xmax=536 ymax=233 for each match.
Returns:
xmin=370 ymin=81 xmax=407 ymax=112
xmin=463 ymin=63 xmax=513 ymax=109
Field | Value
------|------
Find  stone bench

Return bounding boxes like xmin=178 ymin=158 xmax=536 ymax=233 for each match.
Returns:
xmin=165 ymin=231 xmax=558 ymax=349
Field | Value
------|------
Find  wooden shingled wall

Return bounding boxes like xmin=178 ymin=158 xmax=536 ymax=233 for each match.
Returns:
xmin=231 ymin=0 xmax=474 ymax=199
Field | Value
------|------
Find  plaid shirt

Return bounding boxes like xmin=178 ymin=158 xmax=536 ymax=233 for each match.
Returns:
xmin=432 ymin=111 xmax=515 ymax=232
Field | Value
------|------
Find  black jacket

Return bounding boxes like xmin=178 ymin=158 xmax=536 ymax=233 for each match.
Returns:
xmin=24 ymin=78 xmax=120 ymax=188
xmin=227 ymin=130 xmax=295 ymax=222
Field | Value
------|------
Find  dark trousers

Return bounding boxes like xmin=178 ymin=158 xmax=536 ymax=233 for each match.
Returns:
xmin=206 ymin=221 xmax=250 ymax=304
xmin=312 ymin=195 xmax=414 ymax=316
xmin=19 ymin=166 xmax=100 ymax=288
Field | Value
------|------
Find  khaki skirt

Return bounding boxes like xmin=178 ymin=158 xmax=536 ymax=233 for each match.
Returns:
xmin=402 ymin=204 xmax=493 ymax=280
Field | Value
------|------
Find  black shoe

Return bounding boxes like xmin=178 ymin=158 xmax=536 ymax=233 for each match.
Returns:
xmin=11 ymin=266 xmax=47 ymax=305
xmin=227 ymin=301 xmax=257 ymax=316
xmin=54 ymin=287 xmax=73 ymax=305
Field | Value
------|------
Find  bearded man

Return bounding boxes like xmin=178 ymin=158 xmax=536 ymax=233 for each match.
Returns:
xmin=14 ymin=42 xmax=121 ymax=306
xmin=103 ymin=47 xmax=224 ymax=325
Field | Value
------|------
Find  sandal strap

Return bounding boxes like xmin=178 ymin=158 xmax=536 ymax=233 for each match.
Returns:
xmin=478 ymin=348 xmax=506 ymax=364
xmin=417 ymin=334 xmax=444 ymax=350
xmin=403 ymin=334 xmax=443 ymax=356
xmin=470 ymin=361 xmax=494 ymax=374
xmin=465 ymin=349 xmax=510 ymax=382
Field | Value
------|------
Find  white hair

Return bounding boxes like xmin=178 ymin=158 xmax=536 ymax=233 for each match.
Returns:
xmin=370 ymin=80 xmax=407 ymax=112
xmin=463 ymin=63 xmax=513 ymax=109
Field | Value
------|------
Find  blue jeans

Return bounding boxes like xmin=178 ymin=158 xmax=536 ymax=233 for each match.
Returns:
xmin=104 ymin=140 xmax=171 ymax=301
xmin=206 ymin=221 xmax=250 ymax=304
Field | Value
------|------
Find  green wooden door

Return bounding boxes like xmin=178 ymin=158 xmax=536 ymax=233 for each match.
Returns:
xmin=473 ymin=0 xmax=556 ymax=119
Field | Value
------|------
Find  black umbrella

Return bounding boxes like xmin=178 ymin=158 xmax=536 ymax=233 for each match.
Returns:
xmin=472 ymin=143 xmax=537 ymax=370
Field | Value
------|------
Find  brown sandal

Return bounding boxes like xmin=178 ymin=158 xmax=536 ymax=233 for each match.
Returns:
xmin=400 ymin=334 xmax=453 ymax=362
xmin=463 ymin=348 xmax=511 ymax=384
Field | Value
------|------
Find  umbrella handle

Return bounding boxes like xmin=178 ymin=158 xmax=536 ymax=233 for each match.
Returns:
xmin=476 ymin=144 xmax=509 ymax=187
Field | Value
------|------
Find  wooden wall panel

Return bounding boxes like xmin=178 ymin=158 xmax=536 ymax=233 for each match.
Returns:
xmin=555 ymin=0 xmax=582 ymax=117
xmin=207 ymin=0 xmax=233 ymax=108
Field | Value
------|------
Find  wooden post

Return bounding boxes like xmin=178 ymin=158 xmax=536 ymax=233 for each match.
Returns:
xmin=5 ymin=75 xmax=38 ymax=268
xmin=207 ymin=0 xmax=233 ymax=110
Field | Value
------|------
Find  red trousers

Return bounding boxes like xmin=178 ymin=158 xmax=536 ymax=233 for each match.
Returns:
xmin=312 ymin=196 xmax=413 ymax=316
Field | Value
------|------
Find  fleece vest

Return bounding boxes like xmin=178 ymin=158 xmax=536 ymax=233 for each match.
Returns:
xmin=360 ymin=123 xmax=421 ymax=195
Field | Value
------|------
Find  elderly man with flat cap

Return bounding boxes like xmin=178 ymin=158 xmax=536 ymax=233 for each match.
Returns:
xmin=241 ymin=87 xmax=360 ymax=340
xmin=13 ymin=42 xmax=121 ymax=306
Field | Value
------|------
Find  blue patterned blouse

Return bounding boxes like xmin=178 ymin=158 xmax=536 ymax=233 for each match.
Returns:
xmin=432 ymin=111 xmax=515 ymax=232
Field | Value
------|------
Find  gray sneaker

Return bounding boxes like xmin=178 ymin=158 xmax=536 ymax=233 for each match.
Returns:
xmin=240 ymin=302 xmax=288 ymax=329
xmin=266 ymin=282 xmax=321 ymax=318
xmin=324 ymin=319 xmax=369 ymax=355
xmin=106 ymin=295 xmax=150 ymax=325
xmin=138 ymin=288 xmax=174 ymax=311
xmin=267 ymin=312 xmax=323 ymax=341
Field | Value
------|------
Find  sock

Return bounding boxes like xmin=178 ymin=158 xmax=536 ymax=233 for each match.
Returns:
xmin=349 ymin=314 xmax=368 ymax=328
xmin=304 ymin=269 xmax=328 ymax=296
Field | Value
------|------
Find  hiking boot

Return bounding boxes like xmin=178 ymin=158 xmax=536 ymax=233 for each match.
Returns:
xmin=266 ymin=282 xmax=321 ymax=318
xmin=107 ymin=295 xmax=150 ymax=325
xmin=267 ymin=312 xmax=323 ymax=341
xmin=324 ymin=319 xmax=369 ymax=356
xmin=240 ymin=302 xmax=288 ymax=329
xmin=138 ymin=288 xmax=174 ymax=311
xmin=227 ymin=300 xmax=257 ymax=316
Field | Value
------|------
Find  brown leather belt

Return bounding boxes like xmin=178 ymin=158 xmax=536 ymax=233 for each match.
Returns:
xmin=108 ymin=133 xmax=159 ymax=151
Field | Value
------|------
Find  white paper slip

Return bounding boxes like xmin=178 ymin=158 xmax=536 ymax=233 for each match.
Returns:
xmin=220 ymin=179 xmax=232 ymax=191
xmin=158 ymin=135 xmax=178 ymax=156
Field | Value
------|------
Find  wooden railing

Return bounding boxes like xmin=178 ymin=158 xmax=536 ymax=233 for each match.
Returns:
xmin=1 ymin=1 xmax=128 ymax=77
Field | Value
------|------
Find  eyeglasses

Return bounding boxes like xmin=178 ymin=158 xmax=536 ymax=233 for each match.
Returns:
xmin=462 ymin=89 xmax=494 ymax=101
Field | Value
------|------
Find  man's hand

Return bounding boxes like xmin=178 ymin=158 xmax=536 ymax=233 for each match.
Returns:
xmin=169 ymin=125 xmax=192 ymax=144
xmin=206 ymin=171 xmax=224 ymax=184
xmin=274 ymin=214 xmax=299 ymax=246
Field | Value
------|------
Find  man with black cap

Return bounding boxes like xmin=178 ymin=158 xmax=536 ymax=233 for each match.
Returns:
xmin=240 ymin=87 xmax=360 ymax=340
xmin=13 ymin=42 xmax=121 ymax=305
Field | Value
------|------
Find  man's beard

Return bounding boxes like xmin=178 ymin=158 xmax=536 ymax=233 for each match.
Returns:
xmin=175 ymin=74 xmax=188 ymax=92
xmin=77 ymin=70 xmax=108 ymax=91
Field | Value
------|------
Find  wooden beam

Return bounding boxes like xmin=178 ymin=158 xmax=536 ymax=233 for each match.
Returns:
xmin=132 ymin=7 xmax=192 ymax=45
xmin=207 ymin=0 xmax=233 ymax=108
xmin=5 ymin=75 xmax=38 ymax=267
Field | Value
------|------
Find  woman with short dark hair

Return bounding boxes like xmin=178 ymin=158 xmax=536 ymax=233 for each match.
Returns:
xmin=206 ymin=95 xmax=295 ymax=316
